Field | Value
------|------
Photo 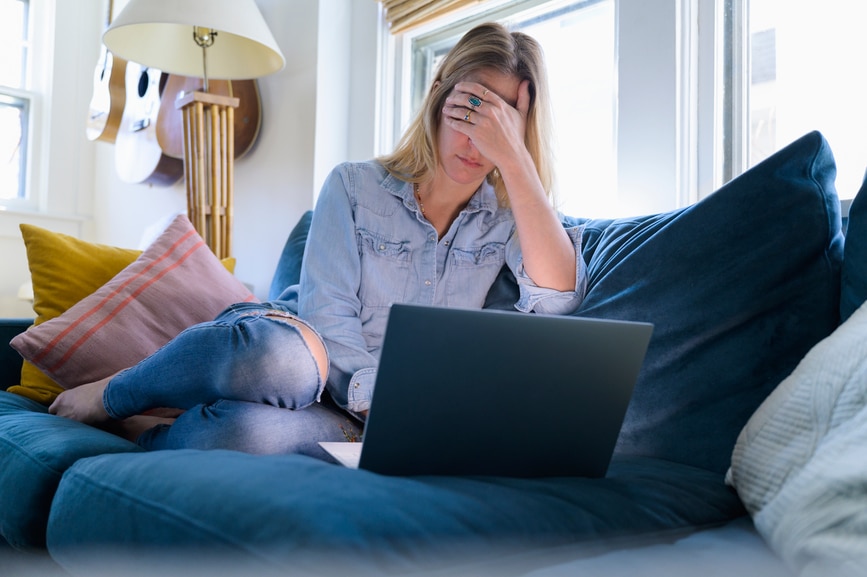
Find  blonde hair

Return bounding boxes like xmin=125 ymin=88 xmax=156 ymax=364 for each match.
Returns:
xmin=378 ymin=22 xmax=555 ymax=207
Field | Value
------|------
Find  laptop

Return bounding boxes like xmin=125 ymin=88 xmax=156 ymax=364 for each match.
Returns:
xmin=320 ymin=303 xmax=653 ymax=478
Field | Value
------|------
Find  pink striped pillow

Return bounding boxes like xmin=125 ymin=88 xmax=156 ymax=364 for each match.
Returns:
xmin=11 ymin=215 xmax=257 ymax=389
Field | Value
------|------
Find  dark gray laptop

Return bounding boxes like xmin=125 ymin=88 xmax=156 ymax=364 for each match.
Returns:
xmin=320 ymin=303 xmax=653 ymax=478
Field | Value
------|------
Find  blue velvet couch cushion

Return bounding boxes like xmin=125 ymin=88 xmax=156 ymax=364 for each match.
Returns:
xmin=840 ymin=170 xmax=867 ymax=322
xmin=269 ymin=209 xmax=313 ymax=300
xmin=0 ymin=391 xmax=141 ymax=550
xmin=0 ymin=318 xmax=30 ymax=391
xmin=573 ymin=130 xmax=843 ymax=473
xmin=46 ymin=449 xmax=744 ymax=574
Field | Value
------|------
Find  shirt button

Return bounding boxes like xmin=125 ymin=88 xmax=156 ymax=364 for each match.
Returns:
xmin=424 ymin=280 xmax=432 ymax=286
xmin=353 ymin=382 xmax=361 ymax=388
xmin=444 ymin=240 xmax=450 ymax=246
xmin=378 ymin=244 xmax=386 ymax=251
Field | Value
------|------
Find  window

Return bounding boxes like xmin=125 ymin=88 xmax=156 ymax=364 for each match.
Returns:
xmin=0 ymin=0 xmax=30 ymax=203
xmin=742 ymin=0 xmax=867 ymax=200
xmin=387 ymin=0 xmax=616 ymax=217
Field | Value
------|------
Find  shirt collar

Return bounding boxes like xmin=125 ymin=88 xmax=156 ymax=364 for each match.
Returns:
xmin=380 ymin=169 xmax=500 ymax=216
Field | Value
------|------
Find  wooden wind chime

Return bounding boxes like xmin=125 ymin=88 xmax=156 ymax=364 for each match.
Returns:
xmin=177 ymin=90 xmax=239 ymax=260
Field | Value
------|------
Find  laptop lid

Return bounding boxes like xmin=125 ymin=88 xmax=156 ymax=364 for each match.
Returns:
xmin=356 ymin=304 xmax=653 ymax=478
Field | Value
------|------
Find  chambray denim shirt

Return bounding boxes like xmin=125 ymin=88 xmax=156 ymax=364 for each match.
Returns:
xmin=286 ymin=161 xmax=588 ymax=416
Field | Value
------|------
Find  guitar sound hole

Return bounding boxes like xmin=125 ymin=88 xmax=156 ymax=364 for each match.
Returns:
xmin=138 ymin=70 xmax=149 ymax=98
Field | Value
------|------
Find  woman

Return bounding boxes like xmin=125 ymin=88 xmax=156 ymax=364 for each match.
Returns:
xmin=49 ymin=22 xmax=588 ymax=458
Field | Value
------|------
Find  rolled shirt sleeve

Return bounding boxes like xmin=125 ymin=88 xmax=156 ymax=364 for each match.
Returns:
xmin=511 ymin=224 xmax=588 ymax=315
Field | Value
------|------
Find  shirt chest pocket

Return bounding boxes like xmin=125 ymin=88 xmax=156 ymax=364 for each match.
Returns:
xmin=357 ymin=229 xmax=411 ymax=306
xmin=449 ymin=242 xmax=505 ymax=268
xmin=443 ymin=242 xmax=506 ymax=308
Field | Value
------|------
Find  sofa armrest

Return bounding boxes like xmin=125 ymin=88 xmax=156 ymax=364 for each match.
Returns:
xmin=1 ymin=319 xmax=31 ymax=391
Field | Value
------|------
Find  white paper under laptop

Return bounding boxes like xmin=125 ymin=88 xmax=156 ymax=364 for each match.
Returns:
xmin=320 ymin=304 xmax=653 ymax=478
xmin=320 ymin=441 xmax=362 ymax=468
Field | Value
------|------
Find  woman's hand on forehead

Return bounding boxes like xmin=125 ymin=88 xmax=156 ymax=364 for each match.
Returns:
xmin=453 ymin=81 xmax=518 ymax=109
xmin=442 ymin=79 xmax=531 ymax=169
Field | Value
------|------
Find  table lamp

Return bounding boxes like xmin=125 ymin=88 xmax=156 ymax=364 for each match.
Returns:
xmin=103 ymin=0 xmax=285 ymax=258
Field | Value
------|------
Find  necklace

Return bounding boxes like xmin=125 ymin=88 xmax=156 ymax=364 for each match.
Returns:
xmin=414 ymin=182 xmax=425 ymax=215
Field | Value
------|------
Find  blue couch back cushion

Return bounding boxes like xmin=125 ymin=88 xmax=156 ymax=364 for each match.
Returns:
xmin=269 ymin=210 xmax=313 ymax=301
xmin=272 ymin=131 xmax=843 ymax=474
xmin=841 ymin=170 xmax=867 ymax=322
xmin=572 ymin=131 xmax=842 ymax=473
xmin=0 ymin=319 xmax=30 ymax=390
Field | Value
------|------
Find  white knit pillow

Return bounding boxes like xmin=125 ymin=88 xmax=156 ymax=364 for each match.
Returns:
xmin=727 ymin=301 xmax=867 ymax=575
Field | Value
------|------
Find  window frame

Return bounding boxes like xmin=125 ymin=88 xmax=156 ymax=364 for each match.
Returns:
xmin=720 ymin=0 xmax=749 ymax=186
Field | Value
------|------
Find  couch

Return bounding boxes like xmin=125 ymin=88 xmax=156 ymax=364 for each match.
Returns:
xmin=1 ymin=131 xmax=865 ymax=576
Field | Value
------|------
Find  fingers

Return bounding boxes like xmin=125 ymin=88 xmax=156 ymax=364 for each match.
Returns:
xmin=443 ymin=89 xmax=480 ymax=126
xmin=443 ymin=80 xmax=529 ymax=124
xmin=442 ymin=84 xmax=500 ymax=130
xmin=445 ymin=83 xmax=495 ymax=116
xmin=445 ymin=82 xmax=526 ymax=135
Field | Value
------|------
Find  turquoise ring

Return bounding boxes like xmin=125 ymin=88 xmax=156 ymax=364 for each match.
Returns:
xmin=468 ymin=96 xmax=482 ymax=108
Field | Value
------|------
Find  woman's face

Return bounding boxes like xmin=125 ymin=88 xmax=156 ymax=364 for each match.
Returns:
xmin=436 ymin=68 xmax=521 ymax=187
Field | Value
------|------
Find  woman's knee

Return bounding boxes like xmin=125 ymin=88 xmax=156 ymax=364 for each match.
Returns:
xmin=158 ymin=312 xmax=325 ymax=408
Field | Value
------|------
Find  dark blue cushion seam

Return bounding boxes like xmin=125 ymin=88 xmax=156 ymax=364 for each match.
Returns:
xmin=0 ymin=435 xmax=66 ymax=478
xmin=56 ymin=467 xmax=278 ymax=561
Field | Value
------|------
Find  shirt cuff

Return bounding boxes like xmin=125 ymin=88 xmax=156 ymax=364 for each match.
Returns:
xmin=346 ymin=367 xmax=377 ymax=414
xmin=514 ymin=225 xmax=588 ymax=314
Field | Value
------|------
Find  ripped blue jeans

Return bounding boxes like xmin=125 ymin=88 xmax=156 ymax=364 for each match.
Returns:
xmin=102 ymin=302 xmax=361 ymax=458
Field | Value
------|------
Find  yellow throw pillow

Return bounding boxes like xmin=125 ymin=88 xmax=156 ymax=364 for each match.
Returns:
xmin=8 ymin=222 xmax=236 ymax=404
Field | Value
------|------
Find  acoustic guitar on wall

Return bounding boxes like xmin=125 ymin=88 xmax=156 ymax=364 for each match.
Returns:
xmin=156 ymin=75 xmax=262 ymax=160
xmin=85 ymin=0 xmax=127 ymax=144
xmin=85 ymin=45 xmax=127 ymax=143
xmin=114 ymin=62 xmax=184 ymax=186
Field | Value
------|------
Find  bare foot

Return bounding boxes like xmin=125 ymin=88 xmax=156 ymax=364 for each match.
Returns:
xmin=105 ymin=415 xmax=177 ymax=443
xmin=48 ymin=375 xmax=112 ymax=424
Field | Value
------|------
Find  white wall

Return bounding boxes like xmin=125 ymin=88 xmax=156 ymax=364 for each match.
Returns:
xmin=0 ymin=0 xmax=381 ymax=317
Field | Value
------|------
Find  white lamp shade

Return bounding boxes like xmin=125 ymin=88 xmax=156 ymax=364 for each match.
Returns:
xmin=103 ymin=0 xmax=285 ymax=80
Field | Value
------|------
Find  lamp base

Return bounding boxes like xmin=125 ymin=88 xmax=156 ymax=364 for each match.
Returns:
xmin=177 ymin=91 xmax=240 ymax=259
